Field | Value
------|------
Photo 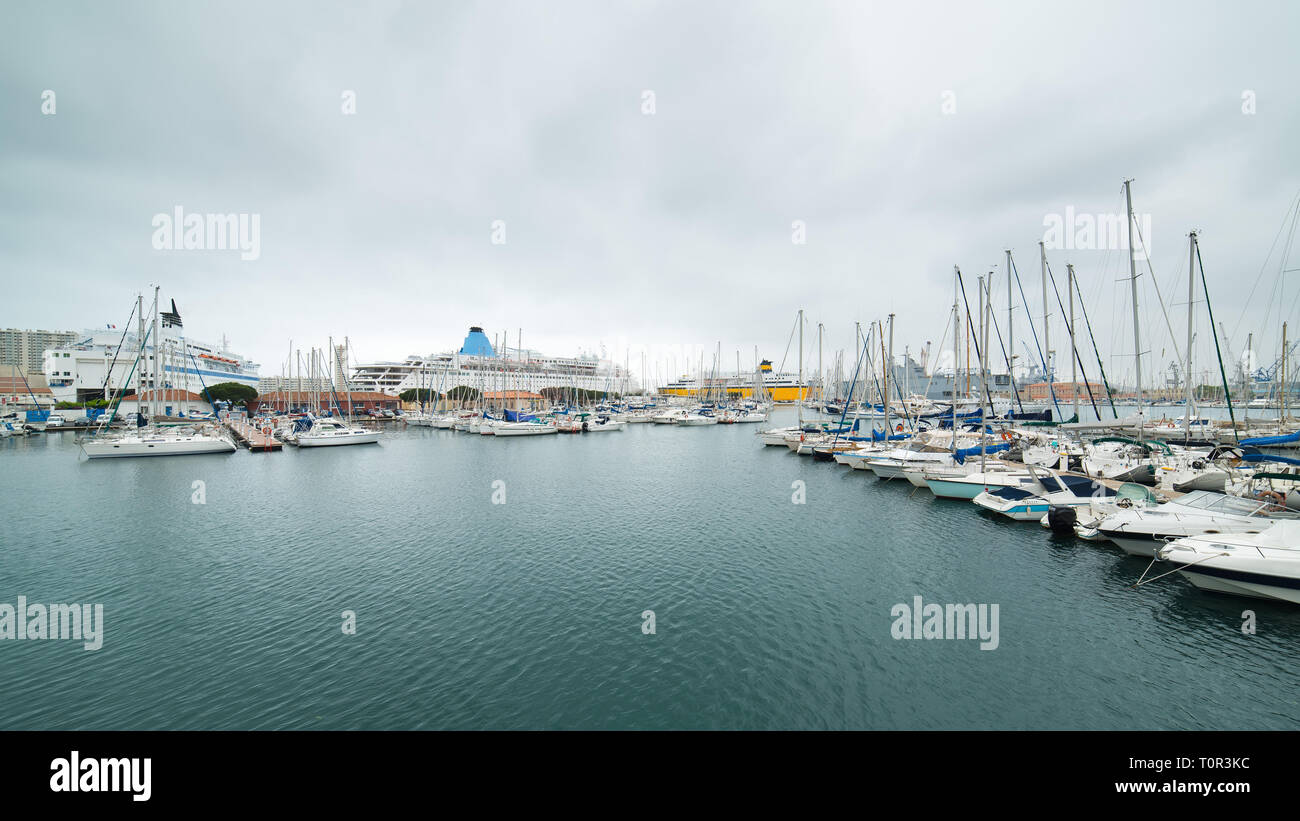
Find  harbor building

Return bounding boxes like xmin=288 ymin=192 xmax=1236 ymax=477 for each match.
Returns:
xmin=0 ymin=364 xmax=55 ymax=408
xmin=1 ymin=328 xmax=77 ymax=374
xmin=1025 ymin=381 xmax=1107 ymax=403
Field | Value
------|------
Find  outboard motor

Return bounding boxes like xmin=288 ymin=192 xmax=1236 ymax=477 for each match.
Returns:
xmin=1046 ymin=505 xmax=1078 ymax=535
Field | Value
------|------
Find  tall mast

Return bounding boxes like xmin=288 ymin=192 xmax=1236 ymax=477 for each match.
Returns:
xmin=1068 ymin=263 xmax=1078 ymax=422
xmin=817 ymin=322 xmax=824 ymax=404
xmin=977 ymin=277 xmax=987 ymax=415
xmin=952 ymin=266 xmax=960 ymax=448
xmin=1185 ymin=232 xmax=1197 ymax=437
xmin=1039 ymin=241 xmax=1050 ymax=386
xmin=853 ymin=323 xmax=860 ymax=408
xmin=1125 ymin=178 xmax=1144 ymax=437
xmin=797 ymin=309 xmax=804 ymax=426
xmin=885 ymin=314 xmax=894 ymax=436
xmin=152 ymin=285 xmax=161 ymax=421
xmin=978 ymin=275 xmax=987 ymax=475
xmin=136 ymin=293 xmax=145 ymax=402
xmin=1282 ymin=322 xmax=1289 ymax=433
xmin=1005 ymin=250 xmax=1014 ymax=397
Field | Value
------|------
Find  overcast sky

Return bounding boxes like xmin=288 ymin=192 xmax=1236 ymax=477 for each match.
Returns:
xmin=4 ymin=0 xmax=1299 ymax=390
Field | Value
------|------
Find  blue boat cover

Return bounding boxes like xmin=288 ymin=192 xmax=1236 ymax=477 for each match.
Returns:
xmin=1241 ymin=452 xmax=1300 ymax=466
xmin=1239 ymin=431 xmax=1300 ymax=446
xmin=952 ymin=441 xmax=1011 ymax=464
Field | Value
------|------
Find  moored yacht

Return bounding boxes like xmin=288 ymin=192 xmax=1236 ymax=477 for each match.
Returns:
xmin=1158 ymin=521 xmax=1300 ymax=604
xmin=294 ymin=417 xmax=381 ymax=447
xmin=80 ymin=425 xmax=237 ymax=458
xmin=1092 ymin=490 xmax=1298 ymax=557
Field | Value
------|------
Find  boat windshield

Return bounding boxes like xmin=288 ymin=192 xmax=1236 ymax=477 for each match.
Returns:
xmin=1057 ymin=474 xmax=1113 ymax=498
xmin=1176 ymin=491 xmax=1266 ymax=516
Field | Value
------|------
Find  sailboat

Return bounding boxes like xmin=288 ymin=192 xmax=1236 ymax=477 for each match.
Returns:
xmin=80 ymin=289 xmax=237 ymax=459
xmin=82 ymin=425 xmax=237 ymax=458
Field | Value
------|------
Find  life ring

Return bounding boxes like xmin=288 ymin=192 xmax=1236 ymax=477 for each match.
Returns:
xmin=262 ymin=426 xmax=272 ymax=437
xmin=1000 ymin=431 xmax=1012 ymax=442
xmin=1256 ymin=489 xmax=1284 ymax=505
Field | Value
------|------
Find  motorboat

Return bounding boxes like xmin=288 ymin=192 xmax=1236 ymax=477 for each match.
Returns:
xmin=1092 ymin=489 xmax=1298 ymax=557
xmin=1157 ymin=521 xmax=1300 ymax=604
xmin=677 ymin=412 xmax=718 ymax=426
xmin=584 ymin=416 xmax=626 ymax=432
xmin=294 ymin=417 xmax=381 ymax=447
xmin=973 ymin=471 xmax=1117 ymax=521
xmin=924 ymin=467 xmax=1042 ymax=500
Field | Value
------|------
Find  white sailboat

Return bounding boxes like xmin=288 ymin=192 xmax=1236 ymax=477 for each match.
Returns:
xmin=79 ymin=289 xmax=239 ymax=460
xmin=82 ymin=426 xmax=237 ymax=458
xmin=494 ymin=420 xmax=558 ymax=436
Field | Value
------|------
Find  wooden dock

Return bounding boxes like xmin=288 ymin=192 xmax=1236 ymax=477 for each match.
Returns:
xmin=224 ymin=419 xmax=282 ymax=451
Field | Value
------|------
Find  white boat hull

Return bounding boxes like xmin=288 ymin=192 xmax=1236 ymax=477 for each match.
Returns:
xmin=297 ymin=431 xmax=380 ymax=447
xmin=83 ymin=434 xmax=236 ymax=458
xmin=494 ymin=424 xmax=557 ymax=436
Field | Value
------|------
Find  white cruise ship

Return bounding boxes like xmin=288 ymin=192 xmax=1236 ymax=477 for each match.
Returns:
xmin=43 ymin=299 xmax=260 ymax=403
xmin=349 ymin=327 xmax=635 ymax=396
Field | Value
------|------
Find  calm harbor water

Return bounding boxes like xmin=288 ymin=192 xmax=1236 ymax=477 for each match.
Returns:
xmin=1 ymin=409 xmax=1297 ymax=730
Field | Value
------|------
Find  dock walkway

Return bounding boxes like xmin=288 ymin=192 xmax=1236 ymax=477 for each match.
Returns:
xmin=224 ymin=419 xmax=282 ymax=451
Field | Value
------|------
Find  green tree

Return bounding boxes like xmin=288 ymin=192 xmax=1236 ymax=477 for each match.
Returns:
xmin=539 ymin=387 xmax=616 ymax=404
xmin=205 ymin=382 xmax=258 ymax=404
xmin=399 ymin=388 xmax=443 ymax=402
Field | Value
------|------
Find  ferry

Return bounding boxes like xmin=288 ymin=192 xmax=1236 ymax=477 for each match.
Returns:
xmin=43 ymin=299 xmax=260 ymax=404
xmin=349 ymin=327 xmax=635 ymax=397
xmin=659 ymin=360 xmax=812 ymax=402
